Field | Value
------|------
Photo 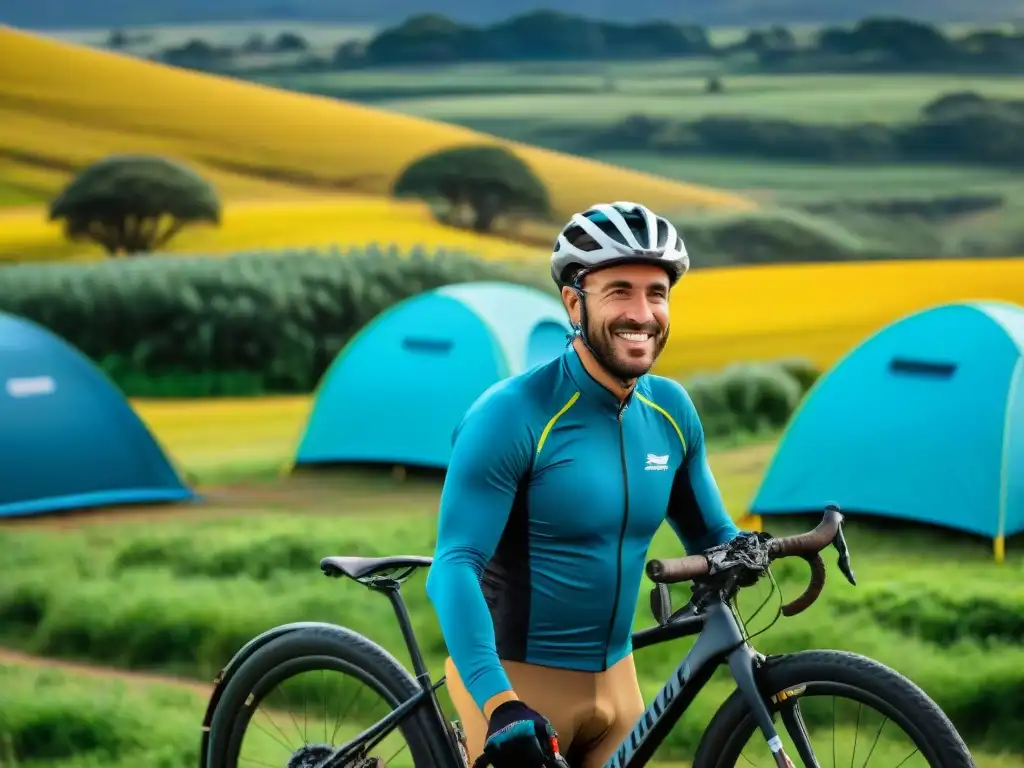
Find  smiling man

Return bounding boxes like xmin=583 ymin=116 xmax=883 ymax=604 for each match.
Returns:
xmin=426 ymin=202 xmax=739 ymax=768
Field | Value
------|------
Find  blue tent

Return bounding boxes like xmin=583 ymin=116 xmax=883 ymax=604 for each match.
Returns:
xmin=750 ymin=301 xmax=1023 ymax=561
xmin=0 ymin=312 xmax=194 ymax=518
xmin=295 ymin=281 xmax=572 ymax=470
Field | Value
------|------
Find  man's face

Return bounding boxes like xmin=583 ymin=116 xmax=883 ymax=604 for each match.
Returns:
xmin=563 ymin=263 xmax=671 ymax=380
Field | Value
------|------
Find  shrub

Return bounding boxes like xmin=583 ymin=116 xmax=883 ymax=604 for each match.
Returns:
xmin=679 ymin=359 xmax=812 ymax=438
xmin=48 ymin=154 xmax=221 ymax=255
xmin=672 ymin=207 xmax=897 ymax=266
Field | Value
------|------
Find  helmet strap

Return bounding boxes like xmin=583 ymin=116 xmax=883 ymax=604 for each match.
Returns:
xmin=569 ymin=278 xmax=633 ymax=392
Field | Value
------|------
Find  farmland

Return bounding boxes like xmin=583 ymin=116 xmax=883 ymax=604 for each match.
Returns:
xmin=0 ymin=196 xmax=535 ymax=263
xmin=264 ymin=62 xmax=1024 ymax=203
xmin=1 ymin=441 xmax=1023 ymax=768
xmin=0 ymin=26 xmax=753 ymax=219
xmin=267 ymin=67 xmax=1024 ymax=126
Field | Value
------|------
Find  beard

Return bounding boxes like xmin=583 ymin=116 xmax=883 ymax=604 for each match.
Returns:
xmin=586 ymin=316 xmax=669 ymax=380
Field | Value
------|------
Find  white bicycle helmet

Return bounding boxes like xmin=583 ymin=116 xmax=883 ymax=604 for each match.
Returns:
xmin=551 ymin=201 xmax=689 ymax=288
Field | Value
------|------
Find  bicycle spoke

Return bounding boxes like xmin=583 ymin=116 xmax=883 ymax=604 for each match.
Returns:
xmin=274 ymin=682 xmax=306 ymax=746
xmin=832 ymin=697 xmax=836 ymax=768
xmin=892 ymin=748 xmax=921 ymax=768
xmin=779 ymin=699 xmax=820 ymax=768
xmin=849 ymin=702 xmax=862 ymax=768
xmin=322 ymin=670 xmax=328 ymax=745
xmin=332 ymin=678 xmax=366 ymax=744
xmin=385 ymin=740 xmax=411 ymax=765
xmin=859 ymin=716 xmax=888 ymax=767
xmin=252 ymin=707 xmax=295 ymax=752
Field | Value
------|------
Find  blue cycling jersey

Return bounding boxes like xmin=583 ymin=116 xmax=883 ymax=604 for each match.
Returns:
xmin=425 ymin=344 xmax=739 ymax=712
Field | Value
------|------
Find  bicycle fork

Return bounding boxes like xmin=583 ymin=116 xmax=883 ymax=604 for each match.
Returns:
xmin=727 ymin=646 xmax=796 ymax=768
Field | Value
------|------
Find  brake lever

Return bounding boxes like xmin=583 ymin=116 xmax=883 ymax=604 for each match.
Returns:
xmin=832 ymin=523 xmax=857 ymax=586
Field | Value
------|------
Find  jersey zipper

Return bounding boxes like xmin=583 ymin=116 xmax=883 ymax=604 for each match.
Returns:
xmin=603 ymin=399 xmax=630 ymax=668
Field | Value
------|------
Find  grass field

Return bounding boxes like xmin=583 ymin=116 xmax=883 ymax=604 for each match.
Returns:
xmin=0 ymin=26 xmax=754 ymax=223
xmin=0 ymin=196 xmax=538 ymax=262
xmin=1 ymin=442 xmax=1023 ymax=767
xmin=268 ymin=66 xmax=1024 ymax=127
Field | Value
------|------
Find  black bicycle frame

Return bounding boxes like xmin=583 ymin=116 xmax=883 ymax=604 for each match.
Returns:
xmin=319 ymin=580 xmax=786 ymax=768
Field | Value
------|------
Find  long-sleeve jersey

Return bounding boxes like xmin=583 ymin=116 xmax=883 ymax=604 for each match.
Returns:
xmin=425 ymin=345 xmax=739 ymax=712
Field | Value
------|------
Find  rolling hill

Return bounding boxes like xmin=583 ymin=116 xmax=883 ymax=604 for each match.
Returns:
xmin=0 ymin=25 xmax=753 ymax=224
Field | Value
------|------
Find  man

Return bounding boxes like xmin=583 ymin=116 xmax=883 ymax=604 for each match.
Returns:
xmin=425 ymin=201 xmax=739 ymax=768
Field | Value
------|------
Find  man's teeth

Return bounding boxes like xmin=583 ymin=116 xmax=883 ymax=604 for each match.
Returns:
xmin=616 ymin=332 xmax=651 ymax=341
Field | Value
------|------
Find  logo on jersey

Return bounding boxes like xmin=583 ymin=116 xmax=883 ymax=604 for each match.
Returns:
xmin=645 ymin=453 xmax=669 ymax=471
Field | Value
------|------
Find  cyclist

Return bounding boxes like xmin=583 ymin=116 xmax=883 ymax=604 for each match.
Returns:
xmin=426 ymin=201 xmax=740 ymax=768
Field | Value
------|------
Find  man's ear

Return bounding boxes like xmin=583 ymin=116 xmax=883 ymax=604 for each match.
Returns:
xmin=561 ymin=286 xmax=582 ymax=326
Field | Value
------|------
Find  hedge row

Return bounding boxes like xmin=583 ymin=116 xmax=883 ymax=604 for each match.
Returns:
xmin=0 ymin=247 xmax=821 ymax=436
xmin=0 ymin=245 xmax=551 ymax=395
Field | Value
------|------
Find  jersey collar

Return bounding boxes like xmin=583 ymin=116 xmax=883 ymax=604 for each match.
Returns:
xmin=563 ymin=345 xmax=635 ymax=413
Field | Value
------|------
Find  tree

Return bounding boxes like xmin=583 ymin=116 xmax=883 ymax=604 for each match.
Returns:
xmin=393 ymin=145 xmax=551 ymax=233
xmin=49 ymin=155 xmax=221 ymax=256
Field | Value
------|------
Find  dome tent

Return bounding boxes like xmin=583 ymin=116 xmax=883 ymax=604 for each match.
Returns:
xmin=748 ymin=301 xmax=1023 ymax=562
xmin=294 ymin=281 xmax=572 ymax=470
xmin=0 ymin=311 xmax=194 ymax=517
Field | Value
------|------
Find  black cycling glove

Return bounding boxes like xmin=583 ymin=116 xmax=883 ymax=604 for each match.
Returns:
xmin=474 ymin=700 xmax=563 ymax=768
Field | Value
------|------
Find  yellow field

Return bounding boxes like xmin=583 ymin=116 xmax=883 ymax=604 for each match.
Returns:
xmin=131 ymin=396 xmax=312 ymax=475
xmin=0 ymin=196 xmax=540 ymax=262
xmin=126 ymin=258 xmax=1023 ymax=474
xmin=0 ymin=26 xmax=755 ymax=219
xmin=657 ymin=258 xmax=1024 ymax=377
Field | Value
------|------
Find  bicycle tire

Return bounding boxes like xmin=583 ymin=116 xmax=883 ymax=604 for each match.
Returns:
xmin=205 ymin=625 xmax=457 ymax=768
xmin=692 ymin=649 xmax=975 ymax=768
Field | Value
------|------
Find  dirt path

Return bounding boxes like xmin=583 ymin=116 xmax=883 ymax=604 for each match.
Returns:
xmin=0 ymin=441 xmax=776 ymax=531
xmin=0 ymin=647 xmax=214 ymax=696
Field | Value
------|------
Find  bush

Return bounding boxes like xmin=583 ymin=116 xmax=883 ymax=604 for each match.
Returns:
xmin=0 ymin=246 xmax=551 ymax=397
xmin=679 ymin=358 xmax=813 ymax=438
xmin=671 ymin=207 xmax=898 ymax=266
xmin=832 ymin=582 xmax=1024 ymax=647
xmin=0 ymin=665 xmax=206 ymax=768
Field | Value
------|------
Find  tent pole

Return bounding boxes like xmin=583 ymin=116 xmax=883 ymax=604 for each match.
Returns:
xmin=994 ymin=535 xmax=1006 ymax=565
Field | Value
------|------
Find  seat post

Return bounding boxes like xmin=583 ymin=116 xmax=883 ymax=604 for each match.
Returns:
xmin=379 ymin=584 xmax=431 ymax=684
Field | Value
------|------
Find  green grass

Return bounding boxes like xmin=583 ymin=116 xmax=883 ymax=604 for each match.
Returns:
xmin=588 ymin=154 xmax=1024 ymax=203
xmin=4 ymin=660 xmax=1023 ymax=768
xmin=267 ymin=67 xmax=1024 ymax=126
xmin=0 ymin=183 xmax=49 ymax=207
xmin=1 ymin=445 xmax=1023 ymax=761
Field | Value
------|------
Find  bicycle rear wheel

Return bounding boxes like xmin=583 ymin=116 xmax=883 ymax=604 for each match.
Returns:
xmin=693 ymin=650 xmax=975 ymax=768
xmin=205 ymin=626 xmax=455 ymax=768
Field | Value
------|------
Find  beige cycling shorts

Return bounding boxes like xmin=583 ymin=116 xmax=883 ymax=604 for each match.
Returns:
xmin=445 ymin=653 xmax=646 ymax=768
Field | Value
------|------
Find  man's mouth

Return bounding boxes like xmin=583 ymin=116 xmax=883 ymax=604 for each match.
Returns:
xmin=614 ymin=330 xmax=654 ymax=343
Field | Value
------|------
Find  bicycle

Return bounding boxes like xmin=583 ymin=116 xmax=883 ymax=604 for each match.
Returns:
xmin=199 ymin=504 xmax=976 ymax=768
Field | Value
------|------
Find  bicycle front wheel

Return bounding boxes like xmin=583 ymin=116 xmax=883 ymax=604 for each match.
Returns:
xmin=693 ymin=650 xmax=975 ymax=768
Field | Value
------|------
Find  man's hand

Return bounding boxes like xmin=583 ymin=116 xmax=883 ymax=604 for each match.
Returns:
xmin=472 ymin=700 xmax=564 ymax=768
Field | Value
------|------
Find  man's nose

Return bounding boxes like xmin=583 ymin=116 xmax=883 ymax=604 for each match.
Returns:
xmin=621 ymin=294 xmax=657 ymax=323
